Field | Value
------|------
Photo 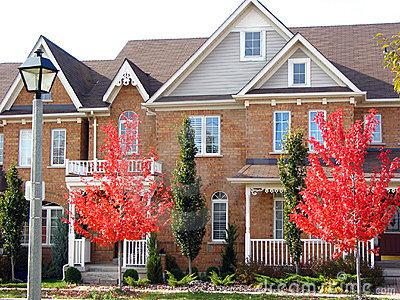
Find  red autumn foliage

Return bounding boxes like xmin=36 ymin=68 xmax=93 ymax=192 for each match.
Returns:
xmin=290 ymin=109 xmax=400 ymax=255
xmin=68 ymin=113 xmax=172 ymax=246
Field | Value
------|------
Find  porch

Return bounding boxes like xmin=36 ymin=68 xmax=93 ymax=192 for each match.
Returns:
xmin=69 ymin=238 xmax=148 ymax=270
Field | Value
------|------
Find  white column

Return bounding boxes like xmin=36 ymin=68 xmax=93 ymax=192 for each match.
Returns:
xmin=93 ymin=117 xmax=97 ymax=159
xmin=68 ymin=202 xmax=75 ymax=267
xmin=245 ymin=187 xmax=251 ymax=262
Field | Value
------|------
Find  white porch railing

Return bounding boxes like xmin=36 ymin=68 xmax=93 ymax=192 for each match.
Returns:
xmin=250 ymin=239 xmax=375 ymax=267
xmin=123 ymin=239 xmax=148 ymax=267
xmin=73 ymin=238 xmax=85 ymax=267
xmin=65 ymin=159 xmax=162 ymax=176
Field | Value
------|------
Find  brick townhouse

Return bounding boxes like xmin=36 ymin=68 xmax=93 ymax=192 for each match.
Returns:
xmin=0 ymin=0 xmax=399 ymax=275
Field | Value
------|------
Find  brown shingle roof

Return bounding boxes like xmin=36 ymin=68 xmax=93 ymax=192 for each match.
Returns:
xmin=292 ymin=23 xmax=400 ymax=99
xmin=0 ymin=23 xmax=399 ymax=111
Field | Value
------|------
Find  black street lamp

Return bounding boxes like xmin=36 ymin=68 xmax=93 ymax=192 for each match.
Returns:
xmin=19 ymin=48 xmax=58 ymax=300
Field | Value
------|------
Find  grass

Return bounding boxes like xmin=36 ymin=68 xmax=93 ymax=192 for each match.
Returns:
xmin=0 ymin=289 xmax=361 ymax=299
xmin=0 ymin=279 xmax=71 ymax=289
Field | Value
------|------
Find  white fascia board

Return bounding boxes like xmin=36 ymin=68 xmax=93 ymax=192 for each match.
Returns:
xmin=0 ymin=36 xmax=83 ymax=113
xmin=142 ymin=99 xmax=244 ymax=111
xmin=234 ymin=91 xmax=366 ymax=100
xmin=238 ymin=33 xmax=362 ymax=95
xmin=102 ymin=60 xmax=149 ymax=103
xmin=147 ymin=0 xmax=293 ymax=104
xmin=227 ymin=177 xmax=282 ymax=184
xmin=0 ymin=112 xmax=86 ymax=119
xmin=78 ymin=107 xmax=110 ymax=113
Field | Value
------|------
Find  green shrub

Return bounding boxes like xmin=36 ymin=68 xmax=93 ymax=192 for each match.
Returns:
xmin=235 ymin=262 xmax=294 ymax=285
xmin=319 ymin=279 xmax=344 ymax=294
xmin=209 ymin=271 xmax=235 ymax=286
xmin=0 ymin=255 xmax=11 ymax=282
xmin=65 ymin=267 xmax=81 ymax=284
xmin=166 ymin=270 xmax=197 ymax=287
xmin=146 ymin=234 xmax=163 ymax=284
xmin=311 ymin=256 xmax=384 ymax=287
xmin=165 ymin=254 xmax=184 ymax=280
xmin=206 ymin=266 xmax=220 ymax=277
xmin=123 ymin=269 xmax=139 ymax=283
xmin=220 ymin=224 xmax=238 ymax=275
xmin=185 ymin=266 xmax=199 ymax=278
xmin=124 ymin=276 xmax=150 ymax=287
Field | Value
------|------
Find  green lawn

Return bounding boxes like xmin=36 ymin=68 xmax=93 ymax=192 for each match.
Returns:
xmin=0 ymin=289 xmax=359 ymax=299
xmin=0 ymin=280 xmax=71 ymax=289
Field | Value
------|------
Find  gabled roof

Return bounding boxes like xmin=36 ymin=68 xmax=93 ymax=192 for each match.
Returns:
xmin=238 ymin=33 xmax=361 ymax=96
xmin=102 ymin=59 xmax=161 ymax=103
xmin=42 ymin=37 xmax=111 ymax=108
xmin=147 ymin=0 xmax=294 ymax=103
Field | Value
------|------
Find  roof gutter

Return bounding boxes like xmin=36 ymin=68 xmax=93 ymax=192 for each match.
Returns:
xmin=0 ymin=112 xmax=86 ymax=119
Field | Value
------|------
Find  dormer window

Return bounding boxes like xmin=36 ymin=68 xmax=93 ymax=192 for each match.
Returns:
xmin=240 ymin=31 xmax=266 ymax=61
xmin=288 ymin=58 xmax=311 ymax=87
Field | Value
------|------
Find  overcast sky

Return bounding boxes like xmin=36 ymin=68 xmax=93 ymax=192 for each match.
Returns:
xmin=1 ymin=0 xmax=398 ymax=63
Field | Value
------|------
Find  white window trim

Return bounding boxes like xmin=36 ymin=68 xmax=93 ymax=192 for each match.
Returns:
xmin=240 ymin=30 xmax=266 ymax=62
xmin=0 ymin=133 xmax=4 ymax=165
xmin=19 ymin=129 xmax=32 ymax=167
xmin=190 ymin=115 xmax=221 ymax=157
xmin=273 ymin=111 xmax=291 ymax=153
xmin=308 ymin=110 xmax=326 ymax=151
xmin=288 ymin=58 xmax=311 ymax=87
xmin=22 ymin=205 xmax=63 ymax=246
xmin=371 ymin=114 xmax=383 ymax=144
xmin=50 ymin=129 xmax=67 ymax=167
xmin=211 ymin=192 xmax=228 ymax=242
xmin=274 ymin=197 xmax=284 ymax=240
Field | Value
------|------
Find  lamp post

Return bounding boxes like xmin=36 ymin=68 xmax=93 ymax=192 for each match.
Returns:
xmin=19 ymin=49 xmax=58 ymax=300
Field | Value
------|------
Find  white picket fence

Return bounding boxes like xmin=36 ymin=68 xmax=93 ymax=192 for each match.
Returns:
xmin=250 ymin=239 xmax=375 ymax=267
xmin=123 ymin=239 xmax=148 ymax=267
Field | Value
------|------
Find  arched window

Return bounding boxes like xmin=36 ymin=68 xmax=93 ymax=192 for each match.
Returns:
xmin=211 ymin=191 xmax=228 ymax=241
xmin=118 ymin=111 xmax=139 ymax=154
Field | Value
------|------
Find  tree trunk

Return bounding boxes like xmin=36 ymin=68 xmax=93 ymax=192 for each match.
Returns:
xmin=355 ymin=243 xmax=362 ymax=299
xmin=118 ymin=240 xmax=123 ymax=289
xmin=188 ymin=257 xmax=192 ymax=275
xmin=294 ymin=260 xmax=300 ymax=274
xmin=10 ymin=255 xmax=15 ymax=282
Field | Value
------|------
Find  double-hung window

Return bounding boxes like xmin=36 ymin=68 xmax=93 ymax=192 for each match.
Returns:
xmin=240 ymin=31 xmax=265 ymax=61
xmin=371 ymin=114 xmax=382 ymax=144
xmin=189 ymin=116 xmax=220 ymax=156
xmin=19 ymin=129 xmax=32 ymax=167
xmin=0 ymin=133 xmax=4 ymax=165
xmin=22 ymin=205 xmax=63 ymax=246
xmin=309 ymin=110 xmax=326 ymax=151
xmin=51 ymin=129 xmax=66 ymax=166
xmin=288 ymin=58 xmax=311 ymax=87
xmin=212 ymin=192 xmax=228 ymax=241
xmin=273 ymin=111 xmax=291 ymax=152
xmin=274 ymin=197 xmax=284 ymax=239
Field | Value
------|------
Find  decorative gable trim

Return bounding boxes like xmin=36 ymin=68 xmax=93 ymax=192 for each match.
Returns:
xmin=147 ymin=0 xmax=293 ymax=103
xmin=0 ymin=36 xmax=82 ymax=113
xmin=103 ymin=60 xmax=149 ymax=103
xmin=238 ymin=33 xmax=362 ymax=95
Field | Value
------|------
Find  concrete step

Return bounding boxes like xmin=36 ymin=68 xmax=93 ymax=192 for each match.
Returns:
xmin=81 ymin=264 xmax=147 ymax=284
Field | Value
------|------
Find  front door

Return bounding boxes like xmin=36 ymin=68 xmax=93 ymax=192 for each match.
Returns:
xmin=379 ymin=208 xmax=400 ymax=260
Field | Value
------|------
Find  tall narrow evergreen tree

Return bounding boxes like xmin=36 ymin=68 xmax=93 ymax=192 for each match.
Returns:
xmin=0 ymin=165 xmax=28 ymax=281
xmin=47 ymin=216 xmax=68 ymax=279
xmin=278 ymin=130 xmax=308 ymax=274
xmin=171 ymin=117 xmax=208 ymax=274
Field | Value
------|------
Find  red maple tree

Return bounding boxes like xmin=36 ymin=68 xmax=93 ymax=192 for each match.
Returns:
xmin=290 ymin=109 xmax=400 ymax=297
xmin=68 ymin=114 xmax=172 ymax=287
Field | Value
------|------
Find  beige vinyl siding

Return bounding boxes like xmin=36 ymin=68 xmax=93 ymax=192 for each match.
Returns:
xmin=169 ymin=30 xmax=286 ymax=96
xmin=261 ymin=48 xmax=339 ymax=89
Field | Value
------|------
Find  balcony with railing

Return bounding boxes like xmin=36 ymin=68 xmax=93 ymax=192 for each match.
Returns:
xmin=65 ymin=159 xmax=162 ymax=177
